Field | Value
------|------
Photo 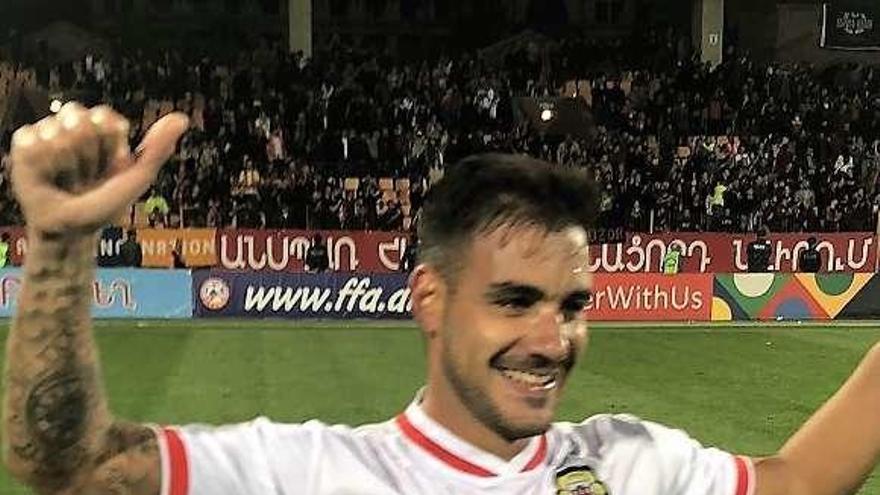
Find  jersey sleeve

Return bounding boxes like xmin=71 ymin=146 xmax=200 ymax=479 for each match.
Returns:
xmin=640 ymin=420 xmax=755 ymax=495
xmin=153 ymin=417 xmax=319 ymax=495
xmin=575 ymin=414 xmax=756 ymax=495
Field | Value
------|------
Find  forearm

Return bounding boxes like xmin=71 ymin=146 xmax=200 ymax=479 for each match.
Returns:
xmin=2 ymin=231 xmax=113 ymax=491
xmin=757 ymin=342 xmax=880 ymax=495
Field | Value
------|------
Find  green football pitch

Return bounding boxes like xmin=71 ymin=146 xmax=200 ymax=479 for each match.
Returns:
xmin=1 ymin=319 xmax=880 ymax=494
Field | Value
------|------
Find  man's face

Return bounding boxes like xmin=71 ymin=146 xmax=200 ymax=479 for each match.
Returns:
xmin=431 ymin=225 xmax=591 ymax=441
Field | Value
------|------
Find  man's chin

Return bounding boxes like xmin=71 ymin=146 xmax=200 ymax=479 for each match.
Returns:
xmin=493 ymin=415 xmax=553 ymax=441
xmin=491 ymin=396 xmax=558 ymax=440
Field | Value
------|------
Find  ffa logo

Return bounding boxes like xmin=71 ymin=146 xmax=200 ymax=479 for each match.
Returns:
xmin=555 ymin=465 xmax=609 ymax=495
xmin=199 ymin=277 xmax=230 ymax=311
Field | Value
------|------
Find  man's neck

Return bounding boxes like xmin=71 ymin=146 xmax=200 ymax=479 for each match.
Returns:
xmin=420 ymin=386 xmax=530 ymax=461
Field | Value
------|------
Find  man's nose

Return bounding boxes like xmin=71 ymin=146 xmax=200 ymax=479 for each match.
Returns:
xmin=528 ymin=305 xmax=570 ymax=362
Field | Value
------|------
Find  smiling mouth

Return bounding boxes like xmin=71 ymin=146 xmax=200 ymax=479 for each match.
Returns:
xmin=495 ymin=366 xmax=559 ymax=391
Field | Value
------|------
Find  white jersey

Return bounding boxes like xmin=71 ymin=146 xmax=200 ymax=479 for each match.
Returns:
xmin=153 ymin=395 xmax=755 ymax=495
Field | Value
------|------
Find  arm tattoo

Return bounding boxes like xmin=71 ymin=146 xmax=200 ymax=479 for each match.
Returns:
xmin=87 ymin=423 xmax=162 ymax=495
xmin=2 ymin=234 xmax=160 ymax=494
xmin=26 ymin=369 xmax=89 ymax=452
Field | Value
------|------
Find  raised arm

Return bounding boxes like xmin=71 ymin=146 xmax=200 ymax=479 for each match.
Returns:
xmin=754 ymin=342 xmax=880 ymax=495
xmin=2 ymin=104 xmax=188 ymax=495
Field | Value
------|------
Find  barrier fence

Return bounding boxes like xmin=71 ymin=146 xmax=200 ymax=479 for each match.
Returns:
xmin=3 ymin=268 xmax=879 ymax=322
xmin=2 ymin=227 xmax=878 ymax=274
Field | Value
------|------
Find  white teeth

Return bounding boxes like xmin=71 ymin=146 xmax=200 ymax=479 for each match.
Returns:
xmin=500 ymin=369 xmax=557 ymax=389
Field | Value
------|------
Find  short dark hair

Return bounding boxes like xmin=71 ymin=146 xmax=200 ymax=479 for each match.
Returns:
xmin=417 ymin=153 xmax=598 ymax=282
xmin=0 ymin=232 xmax=8 ymax=242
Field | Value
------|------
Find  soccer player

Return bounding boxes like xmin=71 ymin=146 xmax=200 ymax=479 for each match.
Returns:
xmin=4 ymin=104 xmax=880 ymax=494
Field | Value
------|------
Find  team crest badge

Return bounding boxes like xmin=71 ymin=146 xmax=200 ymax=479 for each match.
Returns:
xmin=555 ymin=465 xmax=609 ymax=495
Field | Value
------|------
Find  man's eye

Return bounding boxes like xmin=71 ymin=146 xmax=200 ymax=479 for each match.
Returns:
xmin=561 ymin=296 xmax=589 ymax=316
xmin=561 ymin=300 xmax=587 ymax=314
xmin=497 ymin=297 xmax=534 ymax=311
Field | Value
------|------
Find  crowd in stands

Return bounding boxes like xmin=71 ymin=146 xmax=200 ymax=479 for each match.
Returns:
xmin=3 ymin=28 xmax=880 ymax=233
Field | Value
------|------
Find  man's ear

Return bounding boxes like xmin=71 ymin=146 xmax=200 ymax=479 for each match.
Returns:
xmin=409 ymin=264 xmax=446 ymax=340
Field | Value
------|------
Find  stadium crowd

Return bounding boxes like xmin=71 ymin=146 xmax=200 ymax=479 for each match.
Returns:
xmin=2 ymin=29 xmax=880 ymax=233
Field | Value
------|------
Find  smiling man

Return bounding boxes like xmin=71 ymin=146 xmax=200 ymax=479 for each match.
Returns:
xmin=5 ymin=106 xmax=880 ymax=495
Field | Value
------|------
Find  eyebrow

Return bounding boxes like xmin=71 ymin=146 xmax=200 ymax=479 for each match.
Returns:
xmin=484 ymin=283 xmax=591 ymax=303
xmin=484 ymin=283 xmax=545 ymax=302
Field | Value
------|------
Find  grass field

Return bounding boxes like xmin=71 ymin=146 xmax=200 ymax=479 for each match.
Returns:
xmin=0 ymin=319 xmax=879 ymax=494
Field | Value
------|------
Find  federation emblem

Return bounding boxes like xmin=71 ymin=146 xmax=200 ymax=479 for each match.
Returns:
xmin=837 ymin=11 xmax=874 ymax=36
xmin=199 ymin=277 xmax=230 ymax=311
xmin=555 ymin=465 xmax=609 ymax=495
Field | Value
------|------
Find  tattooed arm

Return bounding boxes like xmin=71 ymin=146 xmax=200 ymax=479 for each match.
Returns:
xmin=2 ymin=104 xmax=188 ymax=494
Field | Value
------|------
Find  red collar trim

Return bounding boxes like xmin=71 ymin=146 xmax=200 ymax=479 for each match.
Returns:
xmin=395 ymin=413 xmax=547 ymax=477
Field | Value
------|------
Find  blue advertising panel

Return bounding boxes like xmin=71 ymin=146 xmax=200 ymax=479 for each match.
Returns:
xmin=0 ymin=268 xmax=192 ymax=318
xmin=193 ymin=270 xmax=412 ymax=319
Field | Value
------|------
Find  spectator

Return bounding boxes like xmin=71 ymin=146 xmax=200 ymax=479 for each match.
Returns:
xmin=662 ymin=244 xmax=683 ymax=275
xmin=401 ymin=233 xmax=419 ymax=272
xmin=799 ymin=236 xmax=823 ymax=273
xmin=171 ymin=239 xmax=187 ymax=269
xmin=233 ymin=155 xmax=261 ymax=205
xmin=747 ymin=229 xmax=773 ymax=273
xmin=144 ymin=187 xmax=170 ymax=227
xmin=305 ymin=234 xmax=330 ymax=272
xmin=206 ymin=199 xmax=223 ymax=227
xmin=0 ymin=232 xmax=9 ymax=268
xmin=119 ymin=230 xmax=143 ymax=268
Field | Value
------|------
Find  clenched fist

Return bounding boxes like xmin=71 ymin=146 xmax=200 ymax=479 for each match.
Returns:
xmin=10 ymin=103 xmax=188 ymax=236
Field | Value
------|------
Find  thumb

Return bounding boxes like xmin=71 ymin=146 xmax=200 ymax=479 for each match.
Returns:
xmin=52 ymin=113 xmax=189 ymax=231
xmin=133 ymin=112 xmax=190 ymax=175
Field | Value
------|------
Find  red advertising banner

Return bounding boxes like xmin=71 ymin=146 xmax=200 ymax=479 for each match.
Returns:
xmin=589 ymin=232 xmax=877 ymax=274
xmin=585 ymin=273 xmax=713 ymax=321
xmin=217 ymin=229 xmax=411 ymax=273
xmin=4 ymin=226 xmax=875 ymax=275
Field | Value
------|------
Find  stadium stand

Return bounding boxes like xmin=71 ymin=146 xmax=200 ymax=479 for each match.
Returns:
xmin=2 ymin=30 xmax=880 ymax=233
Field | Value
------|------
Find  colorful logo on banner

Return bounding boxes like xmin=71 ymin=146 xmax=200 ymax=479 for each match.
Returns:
xmin=0 ymin=268 xmax=192 ymax=318
xmin=795 ymin=273 xmax=874 ymax=319
xmin=139 ymin=229 xmax=217 ymax=268
xmin=711 ymin=273 xmax=878 ymax=321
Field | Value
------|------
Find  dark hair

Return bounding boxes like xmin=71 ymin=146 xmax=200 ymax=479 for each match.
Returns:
xmin=417 ymin=153 xmax=598 ymax=281
xmin=0 ymin=232 xmax=8 ymax=242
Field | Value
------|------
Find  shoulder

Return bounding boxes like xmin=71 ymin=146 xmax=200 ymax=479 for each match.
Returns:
xmin=551 ymin=414 xmax=751 ymax=494
xmin=553 ymin=413 xmax=663 ymax=450
xmin=552 ymin=413 xmax=714 ymax=466
xmin=174 ymin=416 xmax=401 ymax=474
xmin=187 ymin=415 xmax=398 ymax=444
